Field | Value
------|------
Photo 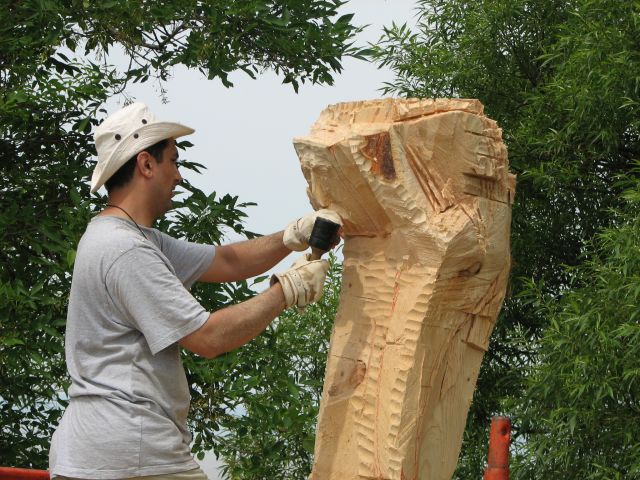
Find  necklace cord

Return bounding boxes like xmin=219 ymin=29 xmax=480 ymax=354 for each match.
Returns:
xmin=106 ymin=204 xmax=148 ymax=240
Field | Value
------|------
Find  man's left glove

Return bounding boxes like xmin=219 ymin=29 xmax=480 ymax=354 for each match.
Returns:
xmin=283 ymin=209 xmax=342 ymax=251
xmin=270 ymin=254 xmax=330 ymax=308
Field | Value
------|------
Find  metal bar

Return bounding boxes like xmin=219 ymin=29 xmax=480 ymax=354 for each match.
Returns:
xmin=0 ymin=467 xmax=50 ymax=480
xmin=483 ymin=416 xmax=511 ymax=480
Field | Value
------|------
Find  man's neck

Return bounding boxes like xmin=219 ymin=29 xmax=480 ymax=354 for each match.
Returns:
xmin=102 ymin=192 xmax=155 ymax=227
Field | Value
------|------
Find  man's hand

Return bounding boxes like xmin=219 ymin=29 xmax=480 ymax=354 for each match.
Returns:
xmin=270 ymin=254 xmax=330 ymax=308
xmin=283 ymin=209 xmax=342 ymax=252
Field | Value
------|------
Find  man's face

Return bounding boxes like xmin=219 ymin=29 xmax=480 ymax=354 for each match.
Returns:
xmin=151 ymin=138 xmax=182 ymax=215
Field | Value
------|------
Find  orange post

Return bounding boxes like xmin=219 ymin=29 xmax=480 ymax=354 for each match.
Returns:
xmin=483 ymin=416 xmax=511 ymax=480
xmin=0 ymin=468 xmax=50 ymax=480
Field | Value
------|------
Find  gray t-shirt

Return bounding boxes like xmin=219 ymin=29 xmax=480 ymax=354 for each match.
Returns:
xmin=49 ymin=216 xmax=216 ymax=479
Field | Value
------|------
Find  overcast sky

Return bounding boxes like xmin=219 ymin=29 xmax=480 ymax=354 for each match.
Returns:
xmin=105 ymin=1 xmax=419 ymax=477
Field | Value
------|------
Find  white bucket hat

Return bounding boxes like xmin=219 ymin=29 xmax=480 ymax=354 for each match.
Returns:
xmin=90 ymin=102 xmax=195 ymax=193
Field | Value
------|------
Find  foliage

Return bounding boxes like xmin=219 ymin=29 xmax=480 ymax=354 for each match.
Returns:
xmin=190 ymin=254 xmax=342 ymax=480
xmin=5 ymin=0 xmax=362 ymax=92
xmin=512 ymin=181 xmax=640 ymax=479
xmin=0 ymin=45 xmax=124 ymax=464
xmin=1 ymin=0 xmax=360 ymax=469
xmin=371 ymin=0 xmax=640 ymax=476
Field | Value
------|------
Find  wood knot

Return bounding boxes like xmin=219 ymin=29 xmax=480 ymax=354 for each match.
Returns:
xmin=361 ymin=132 xmax=396 ymax=180
xmin=328 ymin=360 xmax=367 ymax=396
xmin=458 ymin=262 xmax=482 ymax=277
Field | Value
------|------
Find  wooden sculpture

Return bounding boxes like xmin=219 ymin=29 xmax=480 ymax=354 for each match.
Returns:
xmin=293 ymin=98 xmax=515 ymax=480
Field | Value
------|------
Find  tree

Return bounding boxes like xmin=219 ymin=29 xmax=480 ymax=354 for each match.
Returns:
xmin=208 ymin=255 xmax=342 ymax=480
xmin=0 ymin=57 xmax=119 ymax=468
xmin=0 ymin=1 xmax=360 ymax=468
xmin=371 ymin=0 xmax=640 ymax=476
xmin=513 ymin=181 xmax=640 ymax=479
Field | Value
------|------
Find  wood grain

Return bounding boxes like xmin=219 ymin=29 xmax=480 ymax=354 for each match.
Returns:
xmin=294 ymin=98 xmax=515 ymax=480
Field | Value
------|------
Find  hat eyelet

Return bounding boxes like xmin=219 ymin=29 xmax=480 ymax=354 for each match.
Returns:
xmin=141 ymin=119 xmax=147 ymax=124
xmin=115 ymin=134 xmax=121 ymax=140
xmin=134 ymin=133 xmax=139 ymax=139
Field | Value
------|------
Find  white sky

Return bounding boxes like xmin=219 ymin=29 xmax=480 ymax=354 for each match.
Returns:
xmin=105 ymin=1 xmax=418 ymax=477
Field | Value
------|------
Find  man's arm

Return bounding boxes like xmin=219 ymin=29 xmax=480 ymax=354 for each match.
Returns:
xmin=198 ymin=209 xmax=342 ymax=283
xmin=179 ymin=283 xmax=286 ymax=359
xmin=181 ymin=256 xmax=329 ymax=358
xmin=198 ymin=231 xmax=290 ymax=283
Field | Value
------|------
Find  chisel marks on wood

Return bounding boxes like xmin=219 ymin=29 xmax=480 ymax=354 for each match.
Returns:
xmin=296 ymin=98 xmax=514 ymax=480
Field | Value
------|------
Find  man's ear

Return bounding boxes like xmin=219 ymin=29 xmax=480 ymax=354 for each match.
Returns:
xmin=136 ymin=151 xmax=154 ymax=179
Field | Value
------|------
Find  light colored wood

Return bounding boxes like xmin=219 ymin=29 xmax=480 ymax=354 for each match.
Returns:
xmin=293 ymin=98 xmax=515 ymax=480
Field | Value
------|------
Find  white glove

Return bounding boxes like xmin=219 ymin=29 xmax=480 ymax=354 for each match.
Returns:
xmin=271 ymin=254 xmax=330 ymax=308
xmin=283 ymin=209 xmax=342 ymax=252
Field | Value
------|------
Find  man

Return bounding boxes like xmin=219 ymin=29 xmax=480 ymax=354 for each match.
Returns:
xmin=48 ymin=102 xmax=341 ymax=480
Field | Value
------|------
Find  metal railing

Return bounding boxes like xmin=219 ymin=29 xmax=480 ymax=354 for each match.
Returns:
xmin=483 ymin=416 xmax=511 ymax=480
xmin=0 ymin=467 xmax=49 ymax=480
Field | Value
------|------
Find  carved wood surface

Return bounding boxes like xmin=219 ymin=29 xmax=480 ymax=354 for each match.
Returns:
xmin=293 ymin=98 xmax=515 ymax=480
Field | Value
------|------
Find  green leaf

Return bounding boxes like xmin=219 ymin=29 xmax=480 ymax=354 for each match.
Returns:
xmin=302 ymin=437 xmax=315 ymax=453
xmin=66 ymin=249 xmax=76 ymax=268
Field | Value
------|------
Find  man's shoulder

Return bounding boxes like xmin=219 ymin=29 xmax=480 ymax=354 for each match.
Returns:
xmin=76 ymin=216 xmax=160 ymax=267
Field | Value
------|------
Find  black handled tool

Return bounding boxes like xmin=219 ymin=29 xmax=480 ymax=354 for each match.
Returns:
xmin=308 ymin=217 xmax=341 ymax=260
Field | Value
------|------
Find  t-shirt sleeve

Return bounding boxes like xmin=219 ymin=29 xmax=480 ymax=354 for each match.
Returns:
xmin=151 ymin=230 xmax=215 ymax=289
xmin=105 ymin=245 xmax=210 ymax=355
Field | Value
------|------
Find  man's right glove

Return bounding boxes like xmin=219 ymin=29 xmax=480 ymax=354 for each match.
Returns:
xmin=283 ymin=209 xmax=342 ymax=251
xmin=270 ymin=254 xmax=330 ymax=308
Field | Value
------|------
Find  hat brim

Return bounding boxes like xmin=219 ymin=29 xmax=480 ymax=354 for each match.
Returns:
xmin=90 ymin=122 xmax=194 ymax=193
